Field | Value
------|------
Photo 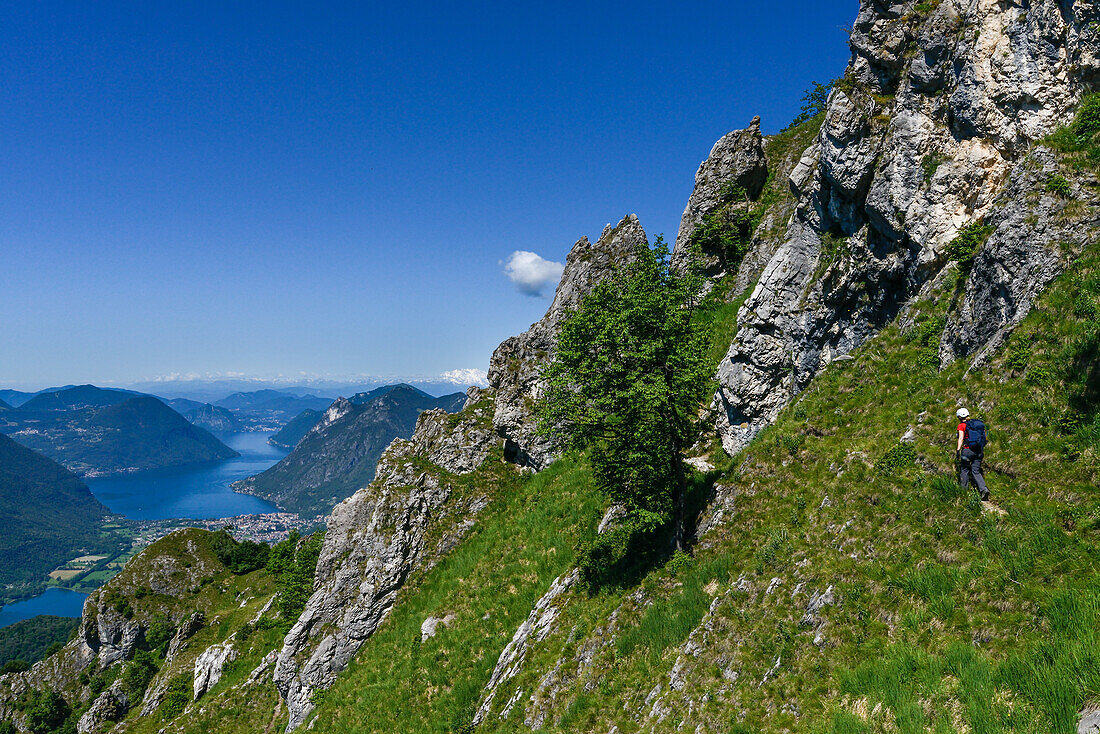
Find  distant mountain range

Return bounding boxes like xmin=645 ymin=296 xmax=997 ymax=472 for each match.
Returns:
xmin=233 ymin=384 xmax=466 ymax=516
xmin=211 ymin=390 xmax=333 ymax=430
xmin=0 ymin=386 xmax=238 ymax=477
xmin=268 ymin=408 xmax=324 ymax=450
xmin=0 ymin=433 xmax=113 ymax=596
xmin=17 ymin=384 xmax=141 ymax=411
xmin=181 ymin=404 xmax=244 ymax=434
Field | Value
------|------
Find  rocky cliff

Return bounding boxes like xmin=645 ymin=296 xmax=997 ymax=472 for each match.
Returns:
xmin=487 ymin=214 xmax=649 ymax=469
xmin=272 ymin=387 xmax=497 ymax=729
xmin=698 ymin=0 xmax=1100 ymax=454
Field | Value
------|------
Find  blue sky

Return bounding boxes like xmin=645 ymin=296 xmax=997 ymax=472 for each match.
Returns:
xmin=0 ymin=0 xmax=855 ymax=391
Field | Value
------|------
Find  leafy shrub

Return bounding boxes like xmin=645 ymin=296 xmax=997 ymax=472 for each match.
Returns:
xmin=158 ymin=673 xmax=191 ymax=719
xmin=209 ymin=530 xmax=270 ymax=574
xmin=120 ymin=649 xmax=160 ymax=701
xmin=945 ymin=222 xmax=994 ymax=266
xmin=1004 ymin=337 xmax=1031 ymax=372
xmin=691 ymin=208 xmax=755 ymax=273
xmin=665 ymin=549 xmax=694 ymax=577
xmin=754 ymin=528 xmax=791 ymax=574
xmin=717 ymin=182 xmax=747 ymax=203
xmin=1073 ymin=94 xmax=1100 ymax=143
xmin=1046 ymin=94 xmax=1100 ymax=169
xmin=269 ymin=531 xmax=325 ymax=621
xmin=784 ymin=80 xmax=833 ymax=131
xmin=877 ymin=443 xmax=918 ymax=476
xmin=776 ymin=433 xmax=805 ymax=456
xmin=576 ymin=521 xmax=650 ymax=591
xmin=1046 ymin=173 xmax=1073 ymax=197
xmin=23 ymin=689 xmax=70 ymax=734
xmin=144 ymin=618 xmax=175 ymax=656
xmin=909 ymin=314 xmax=945 ymax=371
xmin=102 ymin=589 xmax=133 ymax=619
xmin=1026 ymin=365 xmax=1056 ymax=385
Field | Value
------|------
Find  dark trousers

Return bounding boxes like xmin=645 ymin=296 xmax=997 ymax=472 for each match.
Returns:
xmin=960 ymin=449 xmax=989 ymax=500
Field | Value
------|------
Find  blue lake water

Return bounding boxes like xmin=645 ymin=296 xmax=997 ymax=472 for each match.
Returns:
xmin=0 ymin=587 xmax=89 ymax=627
xmin=86 ymin=432 xmax=288 ymax=520
xmin=0 ymin=433 xmax=289 ymax=628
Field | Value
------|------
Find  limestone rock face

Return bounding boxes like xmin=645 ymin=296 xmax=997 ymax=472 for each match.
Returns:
xmin=193 ymin=641 xmax=238 ymax=699
xmin=488 ymin=215 xmax=648 ymax=468
xmin=273 ymin=395 xmax=496 ymax=731
xmin=942 ymin=149 xmax=1100 ymax=365
xmin=711 ymin=0 xmax=1100 ymax=454
xmin=77 ymin=680 xmax=129 ymax=734
xmin=672 ymin=117 xmax=768 ymax=274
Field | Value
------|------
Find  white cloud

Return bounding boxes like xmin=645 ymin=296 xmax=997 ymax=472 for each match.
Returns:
xmin=502 ymin=250 xmax=564 ymax=297
xmin=441 ymin=368 xmax=489 ymax=386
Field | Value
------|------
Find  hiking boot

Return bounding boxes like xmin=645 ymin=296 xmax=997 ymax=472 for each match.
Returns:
xmin=980 ymin=492 xmax=990 ymax=502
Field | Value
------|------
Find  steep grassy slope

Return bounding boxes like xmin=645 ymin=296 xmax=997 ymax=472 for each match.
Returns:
xmin=284 ymin=233 xmax=1098 ymax=733
xmin=306 ymin=456 xmax=601 ymax=732
xmin=470 ymin=240 xmax=1098 ymax=732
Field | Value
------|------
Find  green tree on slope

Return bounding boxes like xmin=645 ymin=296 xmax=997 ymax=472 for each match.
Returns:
xmin=538 ymin=237 xmax=711 ymax=567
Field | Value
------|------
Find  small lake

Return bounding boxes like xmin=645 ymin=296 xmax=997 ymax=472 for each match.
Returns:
xmin=0 ymin=587 xmax=89 ymax=627
xmin=86 ymin=432 xmax=288 ymax=520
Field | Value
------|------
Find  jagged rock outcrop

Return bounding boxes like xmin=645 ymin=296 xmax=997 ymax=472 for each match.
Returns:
xmin=77 ymin=680 xmax=128 ymax=734
xmin=709 ymin=0 xmax=1100 ymax=454
xmin=488 ymin=214 xmax=648 ymax=468
xmin=193 ymin=641 xmax=237 ymax=699
xmin=942 ymin=148 xmax=1100 ymax=364
xmin=273 ymin=393 xmax=497 ymax=730
xmin=672 ymin=116 xmax=768 ymax=278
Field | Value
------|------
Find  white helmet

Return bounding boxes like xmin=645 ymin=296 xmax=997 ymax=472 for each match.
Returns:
xmin=956 ymin=408 xmax=970 ymax=419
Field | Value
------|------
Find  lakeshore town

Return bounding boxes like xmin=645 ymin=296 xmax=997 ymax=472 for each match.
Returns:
xmin=32 ymin=512 xmax=323 ymax=599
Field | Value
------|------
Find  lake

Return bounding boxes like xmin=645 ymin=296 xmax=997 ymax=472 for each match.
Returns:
xmin=86 ymin=431 xmax=288 ymax=520
xmin=0 ymin=587 xmax=89 ymax=628
xmin=0 ymin=433 xmax=290 ymax=627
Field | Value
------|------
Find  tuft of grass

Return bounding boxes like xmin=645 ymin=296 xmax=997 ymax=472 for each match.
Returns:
xmin=945 ymin=222 xmax=995 ymax=266
xmin=1046 ymin=173 xmax=1073 ymax=197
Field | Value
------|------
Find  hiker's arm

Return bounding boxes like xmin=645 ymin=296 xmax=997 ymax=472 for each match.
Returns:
xmin=956 ymin=429 xmax=964 ymax=452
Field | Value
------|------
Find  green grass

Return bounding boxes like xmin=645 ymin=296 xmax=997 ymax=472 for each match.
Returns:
xmin=306 ymin=455 xmax=602 ymax=733
xmin=455 ymin=236 xmax=1100 ymax=732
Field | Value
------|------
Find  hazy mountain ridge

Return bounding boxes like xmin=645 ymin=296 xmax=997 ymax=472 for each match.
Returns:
xmin=0 ymin=392 xmax=238 ymax=477
xmin=232 ymin=384 xmax=467 ymax=517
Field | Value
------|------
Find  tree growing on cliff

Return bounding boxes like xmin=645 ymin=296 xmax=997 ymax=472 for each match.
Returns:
xmin=538 ymin=237 xmax=711 ymax=583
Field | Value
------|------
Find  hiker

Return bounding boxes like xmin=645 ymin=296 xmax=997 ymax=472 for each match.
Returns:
xmin=956 ymin=408 xmax=989 ymax=501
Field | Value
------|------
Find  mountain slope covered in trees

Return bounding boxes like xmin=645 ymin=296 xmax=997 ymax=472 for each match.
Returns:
xmin=0 ymin=434 xmax=115 ymax=598
xmin=233 ymin=385 xmax=466 ymax=517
